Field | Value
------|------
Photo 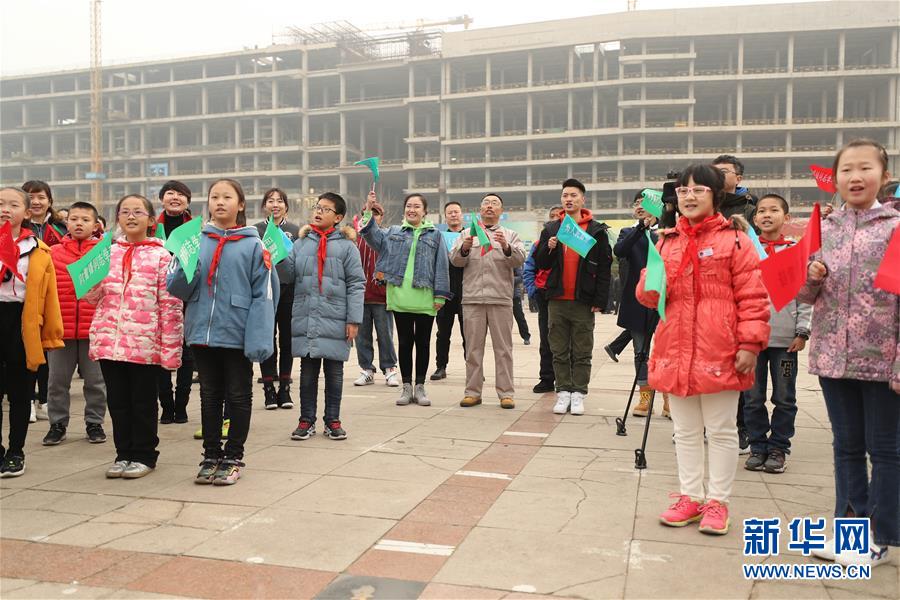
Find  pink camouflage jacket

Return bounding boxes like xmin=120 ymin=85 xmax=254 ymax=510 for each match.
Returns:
xmin=797 ymin=204 xmax=900 ymax=385
xmin=87 ymin=237 xmax=183 ymax=370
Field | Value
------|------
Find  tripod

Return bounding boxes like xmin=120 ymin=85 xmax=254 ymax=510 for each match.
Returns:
xmin=613 ymin=313 xmax=657 ymax=469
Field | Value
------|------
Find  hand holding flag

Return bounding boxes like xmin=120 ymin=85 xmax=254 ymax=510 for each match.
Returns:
xmin=469 ymin=212 xmax=493 ymax=256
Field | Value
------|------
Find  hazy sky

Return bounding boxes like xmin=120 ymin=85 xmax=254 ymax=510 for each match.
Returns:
xmin=2 ymin=0 xmax=821 ymax=76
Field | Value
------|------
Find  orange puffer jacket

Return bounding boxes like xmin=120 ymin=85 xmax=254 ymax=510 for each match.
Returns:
xmin=636 ymin=214 xmax=770 ymax=397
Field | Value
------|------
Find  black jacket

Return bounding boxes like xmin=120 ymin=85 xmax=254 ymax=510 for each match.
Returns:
xmin=720 ymin=191 xmax=758 ymax=227
xmin=613 ymin=223 xmax=660 ymax=333
xmin=534 ymin=218 xmax=612 ymax=309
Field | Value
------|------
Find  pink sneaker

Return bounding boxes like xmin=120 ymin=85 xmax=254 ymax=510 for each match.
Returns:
xmin=698 ymin=499 xmax=730 ymax=535
xmin=659 ymin=494 xmax=703 ymax=527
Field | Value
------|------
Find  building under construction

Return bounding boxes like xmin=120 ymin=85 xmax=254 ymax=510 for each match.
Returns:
xmin=1 ymin=1 xmax=898 ymax=226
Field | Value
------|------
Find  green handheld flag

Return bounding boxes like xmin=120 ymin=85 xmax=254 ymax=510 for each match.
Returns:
xmin=469 ymin=212 xmax=493 ymax=256
xmin=644 ymin=230 xmax=666 ymax=321
xmin=164 ymin=217 xmax=203 ymax=283
xmin=154 ymin=224 xmax=167 ymax=241
xmin=262 ymin=216 xmax=290 ymax=264
xmin=557 ymin=214 xmax=597 ymax=258
xmin=354 ymin=157 xmax=380 ymax=182
xmin=66 ymin=233 xmax=112 ymax=299
xmin=640 ymin=189 xmax=664 ymax=219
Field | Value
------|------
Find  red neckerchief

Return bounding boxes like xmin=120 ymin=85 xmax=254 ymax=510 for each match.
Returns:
xmin=118 ymin=240 xmax=157 ymax=287
xmin=674 ymin=215 xmax=721 ymax=299
xmin=0 ymin=227 xmax=36 ymax=291
xmin=206 ymin=232 xmax=244 ymax=289
xmin=310 ymin=225 xmax=335 ymax=292
xmin=157 ymin=210 xmax=192 ymax=225
xmin=761 ymin=235 xmax=791 ymax=256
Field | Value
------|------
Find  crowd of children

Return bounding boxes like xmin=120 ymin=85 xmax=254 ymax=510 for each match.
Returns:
xmin=0 ymin=138 xmax=897 ymax=565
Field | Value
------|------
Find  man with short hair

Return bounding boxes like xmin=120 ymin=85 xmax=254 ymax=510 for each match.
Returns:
xmin=431 ymin=201 xmax=465 ymax=381
xmin=523 ymin=206 xmax=562 ymax=393
xmin=712 ymin=155 xmax=758 ymax=225
xmin=535 ymin=179 xmax=612 ymax=416
xmin=450 ymin=194 xmax=526 ymax=409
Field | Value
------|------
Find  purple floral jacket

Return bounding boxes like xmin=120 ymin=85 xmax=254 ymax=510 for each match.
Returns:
xmin=797 ymin=204 xmax=899 ymax=385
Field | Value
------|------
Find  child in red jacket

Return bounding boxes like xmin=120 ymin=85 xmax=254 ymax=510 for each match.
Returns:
xmin=637 ymin=163 xmax=770 ymax=535
xmin=44 ymin=202 xmax=107 ymax=446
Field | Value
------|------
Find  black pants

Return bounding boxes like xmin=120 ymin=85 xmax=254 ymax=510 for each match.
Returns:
xmin=261 ymin=284 xmax=294 ymax=383
xmin=535 ymin=295 xmax=554 ymax=384
xmin=0 ymin=303 xmax=33 ymax=458
xmin=156 ymin=343 xmax=194 ymax=416
xmin=33 ymin=359 xmax=48 ymax=404
xmin=608 ymin=329 xmax=632 ymax=356
xmin=193 ymin=346 xmax=252 ymax=460
xmin=434 ymin=297 xmax=464 ymax=370
xmin=99 ymin=360 xmax=160 ymax=467
xmin=512 ymin=297 xmax=531 ymax=341
xmin=299 ymin=356 xmax=343 ymax=425
xmin=395 ymin=311 xmax=434 ymax=384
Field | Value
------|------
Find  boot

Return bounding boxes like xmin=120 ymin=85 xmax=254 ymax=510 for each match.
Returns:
xmin=277 ymin=381 xmax=294 ymax=409
xmin=263 ymin=381 xmax=278 ymax=410
xmin=662 ymin=392 xmax=671 ymax=419
xmin=632 ymin=385 xmax=653 ymax=417
xmin=397 ymin=383 xmax=413 ymax=406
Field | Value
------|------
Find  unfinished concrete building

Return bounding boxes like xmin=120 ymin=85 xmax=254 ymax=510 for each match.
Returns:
xmin=1 ymin=1 xmax=898 ymax=226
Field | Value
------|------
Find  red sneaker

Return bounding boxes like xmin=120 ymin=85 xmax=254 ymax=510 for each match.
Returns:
xmin=698 ymin=499 xmax=730 ymax=535
xmin=659 ymin=494 xmax=703 ymax=527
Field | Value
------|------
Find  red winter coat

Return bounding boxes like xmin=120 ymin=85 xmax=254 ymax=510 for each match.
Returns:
xmin=636 ymin=214 xmax=770 ymax=397
xmin=51 ymin=235 xmax=101 ymax=340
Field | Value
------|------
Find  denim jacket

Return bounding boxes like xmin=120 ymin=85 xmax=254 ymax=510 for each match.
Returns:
xmin=360 ymin=218 xmax=451 ymax=300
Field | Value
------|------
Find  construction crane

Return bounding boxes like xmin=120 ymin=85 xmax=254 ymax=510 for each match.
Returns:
xmin=628 ymin=0 xmax=638 ymax=10
xmin=363 ymin=15 xmax=474 ymax=33
xmin=89 ymin=0 xmax=103 ymax=206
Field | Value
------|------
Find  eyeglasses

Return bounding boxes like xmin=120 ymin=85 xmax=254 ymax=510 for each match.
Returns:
xmin=118 ymin=209 xmax=149 ymax=218
xmin=480 ymin=199 xmax=502 ymax=207
xmin=716 ymin=167 xmax=737 ymax=176
xmin=312 ymin=205 xmax=336 ymax=215
xmin=675 ymin=186 xmax=712 ymax=198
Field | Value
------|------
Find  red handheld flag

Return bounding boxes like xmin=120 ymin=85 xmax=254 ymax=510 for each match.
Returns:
xmin=759 ymin=203 xmax=822 ymax=311
xmin=874 ymin=224 xmax=900 ymax=295
xmin=810 ymin=165 xmax=837 ymax=194
xmin=0 ymin=221 xmax=21 ymax=283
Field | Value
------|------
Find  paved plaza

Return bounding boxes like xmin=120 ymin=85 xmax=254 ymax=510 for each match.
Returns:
xmin=1 ymin=313 xmax=897 ymax=599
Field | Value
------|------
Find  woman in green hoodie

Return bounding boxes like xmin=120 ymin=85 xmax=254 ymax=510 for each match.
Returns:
xmin=360 ymin=192 xmax=451 ymax=407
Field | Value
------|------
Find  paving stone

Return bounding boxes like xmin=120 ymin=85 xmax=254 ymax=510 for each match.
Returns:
xmin=315 ymin=574 xmax=427 ymax=600
xmin=275 ymin=474 xmax=436 ymax=519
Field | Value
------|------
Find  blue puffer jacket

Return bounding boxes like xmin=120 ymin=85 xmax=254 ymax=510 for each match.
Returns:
xmin=166 ymin=224 xmax=279 ymax=362
xmin=360 ymin=218 xmax=451 ymax=300
xmin=523 ymin=244 xmax=538 ymax=299
xmin=282 ymin=224 xmax=365 ymax=362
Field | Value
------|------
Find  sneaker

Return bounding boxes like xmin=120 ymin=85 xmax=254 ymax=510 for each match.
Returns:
xmin=354 ymin=370 xmax=375 ymax=386
xmin=744 ymin=452 xmax=767 ymax=471
xmin=533 ymin=380 xmax=555 ymax=394
xmin=221 ymin=419 xmax=230 ymax=439
xmin=604 ymin=344 xmax=619 ymax=363
xmin=570 ymin=392 xmax=585 ymax=416
xmin=523 ymin=338 xmax=531 ymax=345
xmin=105 ymin=460 xmax=129 ymax=478
xmin=414 ymin=384 xmax=431 ymax=407
xmin=193 ymin=426 xmax=203 ymax=440
xmin=397 ymin=383 xmax=414 ymax=406
xmin=42 ymin=423 xmax=67 ymax=446
xmin=738 ymin=427 xmax=751 ymax=455
xmin=763 ymin=449 xmax=786 ymax=474
xmin=195 ymin=458 xmax=219 ymax=484
xmin=834 ymin=533 xmax=890 ymax=568
xmin=324 ymin=420 xmax=348 ymax=440
xmin=212 ymin=459 xmax=244 ymax=486
xmin=500 ymin=397 xmax=515 ymax=409
xmin=86 ymin=423 xmax=107 ymax=444
xmin=384 ymin=367 xmax=400 ymax=387
xmin=29 ymin=401 xmax=36 ymax=423
xmin=659 ymin=494 xmax=702 ymax=527
xmin=553 ymin=391 xmax=571 ymax=415
xmin=263 ymin=382 xmax=278 ymax=409
xmin=291 ymin=420 xmax=315 ymax=440
xmin=698 ymin=499 xmax=730 ymax=535
xmin=34 ymin=402 xmax=48 ymax=421
xmin=122 ymin=462 xmax=153 ymax=479
xmin=811 ymin=540 xmax=837 ymax=561
xmin=0 ymin=454 xmax=25 ymax=478
xmin=430 ymin=367 xmax=447 ymax=381
xmin=460 ymin=396 xmax=482 ymax=407
xmin=277 ymin=383 xmax=294 ymax=409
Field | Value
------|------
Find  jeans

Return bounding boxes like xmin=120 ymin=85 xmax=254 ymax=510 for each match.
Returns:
xmin=743 ymin=347 xmax=798 ymax=454
xmin=299 ymin=356 xmax=344 ymax=425
xmin=261 ymin=284 xmax=295 ymax=382
xmin=512 ymin=297 xmax=531 ymax=341
xmin=356 ymin=303 xmax=397 ymax=374
xmin=434 ymin=296 xmax=464 ymax=369
xmin=394 ymin=312 xmax=434 ymax=384
xmin=156 ymin=342 xmax=194 ymax=417
xmin=629 ymin=328 xmax=652 ymax=386
xmin=820 ymin=377 xmax=900 ymax=547
xmin=99 ymin=360 xmax=160 ymax=468
xmin=0 ymin=303 xmax=33 ymax=458
xmin=548 ymin=300 xmax=595 ymax=394
xmin=192 ymin=347 xmax=253 ymax=461
xmin=535 ymin=295 xmax=554 ymax=384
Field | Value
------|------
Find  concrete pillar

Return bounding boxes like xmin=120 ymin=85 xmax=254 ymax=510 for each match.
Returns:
xmin=527 ymin=95 xmax=533 ymax=134
xmin=169 ymin=125 xmax=176 ymax=150
xmin=786 ymin=81 xmax=793 ymax=123
xmin=567 ymin=92 xmax=573 ymax=130
xmin=169 ymin=89 xmax=176 ymax=117
xmin=838 ymin=32 xmax=846 ymax=69
xmin=140 ymin=94 xmax=146 ymax=120
xmin=201 ymin=86 xmax=208 ymax=113
xmin=527 ymin=52 xmax=533 ymax=86
xmin=736 ymin=82 xmax=743 ymax=125
xmin=485 ymin=56 xmax=491 ymax=89
xmin=837 ymin=78 xmax=845 ymax=120
xmin=737 ymin=37 xmax=744 ymax=74
xmin=787 ymin=34 xmax=795 ymax=72
xmin=568 ymin=49 xmax=574 ymax=83
xmin=485 ymin=98 xmax=491 ymax=136
xmin=272 ymin=80 xmax=278 ymax=109
xmin=593 ymin=47 xmax=600 ymax=82
xmin=408 ymin=67 xmax=415 ymax=97
xmin=821 ymin=89 xmax=828 ymax=120
xmin=592 ymin=89 xmax=599 ymax=128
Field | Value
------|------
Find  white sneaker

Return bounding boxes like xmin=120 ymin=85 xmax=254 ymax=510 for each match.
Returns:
xmin=553 ymin=391 xmax=571 ymax=415
xmin=29 ymin=401 xmax=37 ymax=423
xmin=35 ymin=401 xmax=48 ymax=421
xmin=835 ymin=543 xmax=890 ymax=569
xmin=570 ymin=392 xmax=585 ymax=416
xmin=811 ymin=539 xmax=836 ymax=561
xmin=354 ymin=370 xmax=375 ymax=386
xmin=384 ymin=368 xmax=400 ymax=387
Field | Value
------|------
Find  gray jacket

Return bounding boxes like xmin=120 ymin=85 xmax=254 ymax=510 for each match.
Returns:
xmin=281 ymin=225 xmax=365 ymax=362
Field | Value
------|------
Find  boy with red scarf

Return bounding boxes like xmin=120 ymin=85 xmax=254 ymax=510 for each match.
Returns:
xmin=283 ymin=192 xmax=365 ymax=442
